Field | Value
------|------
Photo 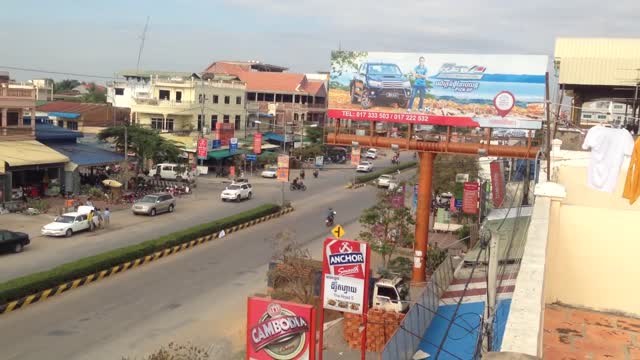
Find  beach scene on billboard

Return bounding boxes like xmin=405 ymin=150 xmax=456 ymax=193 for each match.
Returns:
xmin=328 ymin=51 xmax=548 ymax=128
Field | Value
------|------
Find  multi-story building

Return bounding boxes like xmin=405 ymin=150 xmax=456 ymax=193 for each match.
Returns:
xmin=37 ymin=101 xmax=129 ymax=132
xmin=107 ymin=71 xmax=247 ymax=135
xmin=0 ymin=72 xmax=37 ymax=140
xmin=580 ymin=100 xmax=633 ymax=126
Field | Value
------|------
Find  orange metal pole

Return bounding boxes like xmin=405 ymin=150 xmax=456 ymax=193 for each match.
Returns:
xmin=413 ymin=152 xmax=434 ymax=283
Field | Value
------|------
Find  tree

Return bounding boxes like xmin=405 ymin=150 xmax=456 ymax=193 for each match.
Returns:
xmin=305 ymin=125 xmax=324 ymax=145
xmin=330 ymin=50 xmax=368 ymax=90
xmin=81 ymin=83 xmax=107 ymax=103
xmin=53 ymin=79 xmax=81 ymax=93
xmin=359 ymin=189 xmax=415 ymax=269
xmin=98 ymin=125 xmax=183 ymax=172
xmin=432 ymin=154 xmax=480 ymax=196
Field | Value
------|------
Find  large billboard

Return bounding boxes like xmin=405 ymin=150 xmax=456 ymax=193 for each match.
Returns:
xmin=328 ymin=51 xmax=548 ymax=129
xmin=321 ymin=238 xmax=370 ymax=315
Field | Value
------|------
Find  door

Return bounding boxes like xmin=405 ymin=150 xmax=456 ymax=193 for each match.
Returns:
xmin=74 ymin=215 xmax=87 ymax=231
xmin=158 ymin=195 xmax=170 ymax=212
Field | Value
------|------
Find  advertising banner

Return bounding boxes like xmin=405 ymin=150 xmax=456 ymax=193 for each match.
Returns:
xmin=254 ymin=133 xmax=263 ymax=154
xmin=277 ymin=155 xmax=290 ymax=182
xmin=229 ymin=166 xmax=236 ymax=178
xmin=315 ymin=156 xmax=324 ymax=167
xmin=215 ymin=123 xmax=235 ymax=146
xmin=246 ymin=297 xmax=316 ymax=360
xmin=197 ymin=138 xmax=208 ymax=159
xmin=462 ymin=182 xmax=479 ymax=214
xmin=350 ymin=147 xmax=361 ymax=166
xmin=328 ymin=51 xmax=547 ymax=129
xmin=490 ymin=161 xmax=505 ymax=207
xmin=321 ymin=238 xmax=370 ymax=315
xmin=230 ymin=137 xmax=238 ymax=154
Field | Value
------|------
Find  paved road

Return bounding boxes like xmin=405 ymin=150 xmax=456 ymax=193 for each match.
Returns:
xmin=0 ymin=152 xmax=414 ymax=282
xmin=0 ymin=166 xmax=418 ymax=360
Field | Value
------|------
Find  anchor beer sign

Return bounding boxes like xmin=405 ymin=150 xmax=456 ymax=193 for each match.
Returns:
xmin=321 ymin=238 xmax=370 ymax=314
xmin=246 ymin=297 xmax=316 ymax=360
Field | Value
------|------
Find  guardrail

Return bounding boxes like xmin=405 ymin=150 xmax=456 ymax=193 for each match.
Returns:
xmin=381 ymin=255 xmax=461 ymax=360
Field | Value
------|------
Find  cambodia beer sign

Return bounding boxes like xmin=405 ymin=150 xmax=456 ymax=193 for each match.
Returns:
xmin=321 ymin=238 xmax=370 ymax=314
xmin=247 ymin=297 xmax=316 ymax=360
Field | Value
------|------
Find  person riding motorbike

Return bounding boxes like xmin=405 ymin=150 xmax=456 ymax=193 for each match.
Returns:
xmin=326 ymin=207 xmax=336 ymax=225
xmin=313 ymin=169 xmax=319 ymax=178
xmin=300 ymin=169 xmax=305 ymax=180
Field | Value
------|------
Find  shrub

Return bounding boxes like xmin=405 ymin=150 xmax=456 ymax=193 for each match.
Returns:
xmin=0 ymin=204 xmax=281 ymax=304
xmin=355 ymin=161 xmax=417 ymax=184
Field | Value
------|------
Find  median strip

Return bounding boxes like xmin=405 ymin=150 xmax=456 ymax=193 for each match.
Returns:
xmin=0 ymin=205 xmax=294 ymax=316
xmin=347 ymin=161 xmax=418 ymax=188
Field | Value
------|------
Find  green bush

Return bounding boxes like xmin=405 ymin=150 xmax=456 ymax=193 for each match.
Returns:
xmin=0 ymin=204 xmax=281 ymax=304
xmin=355 ymin=161 xmax=418 ymax=184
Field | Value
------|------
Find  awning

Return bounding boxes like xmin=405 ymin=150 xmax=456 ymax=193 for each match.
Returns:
xmin=263 ymin=132 xmax=300 ymax=143
xmin=262 ymin=144 xmax=281 ymax=150
xmin=207 ymin=149 xmax=248 ymax=160
xmin=0 ymin=140 xmax=69 ymax=169
xmin=48 ymin=112 xmax=81 ymax=119
xmin=48 ymin=142 xmax=125 ymax=167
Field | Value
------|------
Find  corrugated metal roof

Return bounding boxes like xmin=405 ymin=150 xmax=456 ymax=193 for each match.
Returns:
xmin=0 ymin=140 xmax=69 ymax=167
xmin=554 ymin=38 xmax=640 ymax=86
xmin=48 ymin=143 xmax=124 ymax=167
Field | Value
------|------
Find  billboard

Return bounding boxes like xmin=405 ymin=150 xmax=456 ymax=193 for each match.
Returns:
xmin=254 ymin=133 xmax=263 ymax=154
xmin=277 ymin=155 xmax=290 ymax=182
xmin=321 ymin=238 xmax=370 ymax=314
xmin=462 ymin=182 xmax=479 ymax=214
xmin=246 ymin=297 xmax=316 ymax=360
xmin=490 ymin=160 xmax=506 ymax=207
xmin=215 ymin=123 xmax=235 ymax=146
xmin=197 ymin=138 xmax=208 ymax=159
xmin=328 ymin=51 xmax=548 ymax=129
xmin=350 ymin=147 xmax=361 ymax=166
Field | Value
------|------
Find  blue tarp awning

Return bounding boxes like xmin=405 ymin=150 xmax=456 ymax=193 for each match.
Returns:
xmin=48 ymin=112 xmax=81 ymax=119
xmin=36 ymin=123 xmax=83 ymax=142
xmin=47 ymin=142 xmax=124 ymax=167
xmin=263 ymin=132 xmax=285 ymax=142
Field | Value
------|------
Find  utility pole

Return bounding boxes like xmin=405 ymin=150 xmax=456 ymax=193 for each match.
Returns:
xmin=199 ymin=76 xmax=207 ymax=168
xmin=482 ymin=230 xmax=497 ymax=354
xmin=281 ymin=121 xmax=287 ymax=207
xmin=124 ymin=125 xmax=129 ymax=190
xmin=545 ymin=72 xmax=551 ymax=181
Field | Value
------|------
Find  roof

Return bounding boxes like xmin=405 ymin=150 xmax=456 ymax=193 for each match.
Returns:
xmin=207 ymin=148 xmax=248 ymax=160
xmin=554 ymin=38 xmax=640 ymax=86
xmin=36 ymin=123 xmax=84 ymax=141
xmin=48 ymin=142 xmax=124 ymax=167
xmin=203 ymin=61 xmax=288 ymax=74
xmin=37 ymin=101 xmax=109 ymax=115
xmin=236 ymin=72 xmax=307 ymax=93
xmin=302 ymin=80 xmax=327 ymax=96
xmin=0 ymin=140 xmax=69 ymax=168
xmin=48 ymin=112 xmax=80 ymax=119
xmin=117 ymin=70 xmax=201 ymax=79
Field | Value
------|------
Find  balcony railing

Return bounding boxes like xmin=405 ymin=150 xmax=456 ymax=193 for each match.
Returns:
xmin=1 ymin=126 xmax=35 ymax=140
xmin=0 ymin=84 xmax=36 ymax=99
xmin=132 ymin=98 xmax=196 ymax=107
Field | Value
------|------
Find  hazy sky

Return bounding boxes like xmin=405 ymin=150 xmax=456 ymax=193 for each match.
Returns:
xmin=1 ymin=0 xmax=638 ymax=82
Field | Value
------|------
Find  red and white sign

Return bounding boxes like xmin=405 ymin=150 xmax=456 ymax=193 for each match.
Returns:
xmin=493 ymin=91 xmax=516 ymax=118
xmin=490 ymin=161 xmax=505 ymax=207
xmin=462 ymin=182 xmax=479 ymax=214
xmin=277 ymin=155 xmax=290 ymax=182
xmin=350 ymin=147 xmax=361 ymax=166
xmin=321 ymin=238 xmax=370 ymax=314
xmin=254 ymin=133 xmax=263 ymax=154
xmin=246 ymin=297 xmax=316 ymax=360
xmin=197 ymin=138 xmax=208 ymax=159
xmin=215 ymin=122 xmax=235 ymax=146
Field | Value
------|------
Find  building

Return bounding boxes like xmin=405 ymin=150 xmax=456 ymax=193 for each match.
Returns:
xmin=554 ymin=37 xmax=640 ymax=126
xmin=0 ymin=72 xmax=37 ymax=140
xmin=28 ymin=79 xmax=54 ymax=102
xmin=580 ymin=100 xmax=631 ymax=126
xmin=36 ymin=101 xmax=129 ymax=132
xmin=107 ymin=71 xmax=247 ymax=136
xmin=202 ymin=61 xmax=327 ymax=138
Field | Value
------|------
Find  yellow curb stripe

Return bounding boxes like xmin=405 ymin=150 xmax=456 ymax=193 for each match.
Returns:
xmin=23 ymin=295 xmax=37 ymax=306
xmin=98 ymin=270 xmax=109 ymax=280
xmin=56 ymin=283 xmax=68 ymax=294
xmin=5 ymin=301 xmax=18 ymax=312
xmin=86 ymin=274 xmax=95 ymax=283
xmin=40 ymin=289 xmax=53 ymax=301
xmin=71 ymin=279 xmax=82 ymax=289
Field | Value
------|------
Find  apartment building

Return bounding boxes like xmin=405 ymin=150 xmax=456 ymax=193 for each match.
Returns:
xmin=580 ymin=100 xmax=633 ymax=126
xmin=108 ymin=71 xmax=247 ymax=135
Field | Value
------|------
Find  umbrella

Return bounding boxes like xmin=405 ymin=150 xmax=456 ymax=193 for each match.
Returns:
xmin=102 ymin=179 xmax=122 ymax=188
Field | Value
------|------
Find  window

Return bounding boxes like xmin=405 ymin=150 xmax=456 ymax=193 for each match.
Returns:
xmin=197 ymin=115 xmax=203 ymax=131
xmin=614 ymin=104 xmax=624 ymax=110
xmin=257 ymin=93 xmax=265 ymax=101
xmin=159 ymin=90 xmax=170 ymax=101
xmin=176 ymin=91 xmax=182 ymax=103
xmin=212 ymin=95 xmax=219 ymax=104
xmin=265 ymin=94 xmax=274 ymax=102
xmin=223 ymin=115 xmax=230 ymax=123
xmin=282 ymin=94 xmax=293 ymax=102
xmin=376 ymin=286 xmax=399 ymax=301
xmin=582 ymin=114 xmax=592 ymax=119
xmin=151 ymin=117 xmax=163 ymax=130
xmin=6 ymin=112 xmax=19 ymax=126
xmin=57 ymin=120 xmax=64 ymax=127
xmin=294 ymin=113 xmax=299 ymax=121
xmin=224 ymin=96 xmax=230 ymax=104
xmin=235 ymin=115 xmax=241 ymax=130
xmin=275 ymin=94 xmax=283 ymax=102
xmin=236 ymin=96 xmax=242 ymax=105
xmin=115 ymin=88 xmax=124 ymax=95
xmin=211 ymin=115 xmax=218 ymax=130
xmin=597 ymin=114 xmax=607 ymax=120
xmin=67 ymin=121 xmax=78 ymax=130
xmin=247 ymin=93 xmax=256 ymax=101
xmin=165 ymin=118 xmax=174 ymax=131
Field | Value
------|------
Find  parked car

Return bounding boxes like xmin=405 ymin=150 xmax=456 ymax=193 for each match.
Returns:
xmin=365 ymin=148 xmax=378 ymax=159
xmin=153 ymin=163 xmax=195 ymax=182
xmin=131 ymin=193 xmax=176 ymax=216
xmin=350 ymin=62 xmax=412 ymax=109
xmin=261 ymin=166 xmax=278 ymax=178
xmin=376 ymin=174 xmax=396 ymax=188
xmin=0 ymin=229 xmax=30 ymax=253
xmin=221 ymin=183 xmax=253 ymax=202
xmin=42 ymin=206 xmax=95 ymax=237
xmin=357 ymin=161 xmax=374 ymax=172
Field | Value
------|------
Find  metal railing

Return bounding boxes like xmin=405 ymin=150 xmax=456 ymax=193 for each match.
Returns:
xmin=0 ymin=84 xmax=36 ymax=98
xmin=381 ymin=255 xmax=460 ymax=360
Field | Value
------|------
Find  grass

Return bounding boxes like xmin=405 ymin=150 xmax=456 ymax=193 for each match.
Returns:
xmin=0 ymin=204 xmax=282 ymax=304
xmin=354 ymin=161 xmax=418 ymax=184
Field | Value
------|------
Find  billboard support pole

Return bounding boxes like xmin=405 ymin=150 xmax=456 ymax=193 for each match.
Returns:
xmin=412 ymin=152 xmax=434 ymax=283
xmin=361 ymin=246 xmax=372 ymax=360
xmin=318 ymin=242 xmax=328 ymax=360
xmin=545 ymin=72 xmax=551 ymax=181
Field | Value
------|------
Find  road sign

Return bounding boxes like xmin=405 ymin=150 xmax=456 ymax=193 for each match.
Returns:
xmin=246 ymin=154 xmax=257 ymax=161
xmin=212 ymin=139 xmax=221 ymax=149
xmin=229 ymin=137 xmax=238 ymax=154
xmin=331 ymin=224 xmax=345 ymax=239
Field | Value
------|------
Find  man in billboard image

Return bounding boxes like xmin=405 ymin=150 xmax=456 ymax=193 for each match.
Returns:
xmin=407 ymin=56 xmax=428 ymax=113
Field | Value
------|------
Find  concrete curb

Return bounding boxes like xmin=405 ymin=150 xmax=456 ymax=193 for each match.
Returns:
xmin=0 ymin=207 xmax=295 ymax=316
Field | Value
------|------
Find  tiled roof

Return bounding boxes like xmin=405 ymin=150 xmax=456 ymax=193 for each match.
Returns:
xmin=236 ymin=72 xmax=307 ymax=93
xmin=303 ymin=80 xmax=327 ymax=96
xmin=203 ymin=62 xmax=251 ymax=75
xmin=37 ymin=101 xmax=109 ymax=115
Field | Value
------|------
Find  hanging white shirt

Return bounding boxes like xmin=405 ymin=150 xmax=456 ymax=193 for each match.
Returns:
xmin=582 ymin=125 xmax=635 ymax=192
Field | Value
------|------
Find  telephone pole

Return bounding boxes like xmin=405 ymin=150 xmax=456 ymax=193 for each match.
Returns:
xmin=124 ymin=125 xmax=129 ymax=190
xmin=482 ymin=230 xmax=497 ymax=354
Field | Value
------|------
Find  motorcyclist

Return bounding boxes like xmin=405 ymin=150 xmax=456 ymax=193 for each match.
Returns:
xmin=300 ymin=169 xmax=305 ymax=180
xmin=327 ymin=207 xmax=336 ymax=220
xmin=292 ymin=177 xmax=299 ymax=187
xmin=313 ymin=169 xmax=319 ymax=178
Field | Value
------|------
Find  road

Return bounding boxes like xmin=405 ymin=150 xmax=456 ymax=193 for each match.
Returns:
xmin=0 ymin=152 xmax=414 ymax=282
xmin=0 ymin=163 xmax=417 ymax=360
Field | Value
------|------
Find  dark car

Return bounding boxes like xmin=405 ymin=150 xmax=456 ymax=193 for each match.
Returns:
xmin=0 ymin=229 xmax=30 ymax=254
xmin=350 ymin=62 xmax=412 ymax=109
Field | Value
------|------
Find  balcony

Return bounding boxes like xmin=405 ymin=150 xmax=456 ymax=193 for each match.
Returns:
xmin=1 ymin=126 xmax=34 ymax=141
xmin=0 ymin=84 xmax=36 ymax=108
xmin=132 ymin=97 xmax=196 ymax=109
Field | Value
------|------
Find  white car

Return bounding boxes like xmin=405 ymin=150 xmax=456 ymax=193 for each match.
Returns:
xmin=261 ymin=166 xmax=278 ymax=178
xmin=41 ymin=206 xmax=95 ymax=237
xmin=365 ymin=148 xmax=378 ymax=159
xmin=357 ymin=161 xmax=374 ymax=172
xmin=221 ymin=183 xmax=252 ymax=202
xmin=376 ymin=174 xmax=396 ymax=188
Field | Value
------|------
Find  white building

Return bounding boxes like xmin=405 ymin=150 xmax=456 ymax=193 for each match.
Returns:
xmin=581 ymin=100 xmax=632 ymax=126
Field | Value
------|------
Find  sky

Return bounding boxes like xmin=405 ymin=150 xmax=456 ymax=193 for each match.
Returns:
xmin=1 ymin=0 xmax=639 ymax=83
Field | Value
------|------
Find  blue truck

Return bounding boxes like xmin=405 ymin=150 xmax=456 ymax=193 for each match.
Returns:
xmin=350 ymin=62 xmax=412 ymax=109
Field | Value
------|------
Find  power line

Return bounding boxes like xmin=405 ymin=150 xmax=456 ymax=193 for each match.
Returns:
xmin=0 ymin=65 xmax=116 ymax=80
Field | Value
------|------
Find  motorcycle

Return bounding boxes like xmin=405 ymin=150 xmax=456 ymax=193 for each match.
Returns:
xmin=313 ymin=170 xmax=319 ymax=178
xmin=290 ymin=182 xmax=307 ymax=191
xmin=325 ymin=211 xmax=336 ymax=227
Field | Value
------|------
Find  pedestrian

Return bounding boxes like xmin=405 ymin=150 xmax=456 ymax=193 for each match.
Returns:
xmin=103 ymin=207 xmax=110 ymax=227
xmin=95 ymin=208 xmax=103 ymax=229
xmin=85 ymin=198 xmax=93 ymax=207
xmin=87 ymin=210 xmax=95 ymax=231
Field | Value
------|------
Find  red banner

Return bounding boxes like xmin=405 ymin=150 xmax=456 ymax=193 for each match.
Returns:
xmin=197 ymin=138 xmax=208 ymax=159
xmin=490 ymin=161 xmax=505 ymax=207
xmin=229 ymin=166 xmax=235 ymax=178
xmin=253 ymin=133 xmax=263 ymax=154
xmin=462 ymin=182 xmax=479 ymax=214
xmin=328 ymin=109 xmax=478 ymax=127
xmin=350 ymin=147 xmax=361 ymax=166
xmin=277 ymin=155 xmax=290 ymax=182
xmin=215 ymin=122 xmax=235 ymax=146
xmin=246 ymin=297 xmax=316 ymax=360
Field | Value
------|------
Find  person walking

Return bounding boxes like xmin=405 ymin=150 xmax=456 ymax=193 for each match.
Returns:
xmin=87 ymin=210 xmax=95 ymax=231
xmin=95 ymin=208 xmax=103 ymax=229
xmin=407 ymin=56 xmax=428 ymax=113
xmin=103 ymin=207 xmax=111 ymax=227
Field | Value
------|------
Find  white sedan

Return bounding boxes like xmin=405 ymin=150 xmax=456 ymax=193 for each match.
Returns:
xmin=41 ymin=206 xmax=96 ymax=237
xmin=261 ymin=166 xmax=278 ymax=178
xmin=356 ymin=161 xmax=374 ymax=172
xmin=376 ymin=174 xmax=395 ymax=188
